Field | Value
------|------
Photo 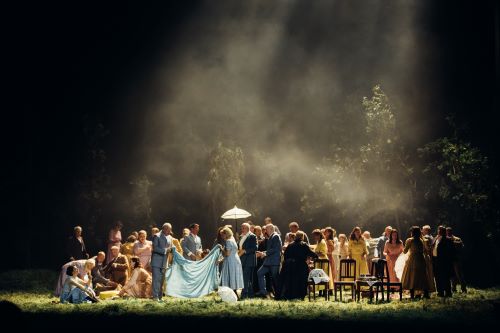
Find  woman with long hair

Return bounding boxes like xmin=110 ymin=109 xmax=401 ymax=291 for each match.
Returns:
xmin=347 ymin=227 xmax=369 ymax=278
xmin=324 ymin=227 xmax=338 ymax=283
xmin=119 ymin=257 xmax=152 ymax=298
xmin=383 ymin=229 xmax=404 ymax=282
xmin=311 ymin=229 xmax=328 ymax=259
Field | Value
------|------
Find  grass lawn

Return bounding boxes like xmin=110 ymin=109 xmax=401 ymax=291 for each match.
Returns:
xmin=1 ymin=270 xmax=499 ymax=329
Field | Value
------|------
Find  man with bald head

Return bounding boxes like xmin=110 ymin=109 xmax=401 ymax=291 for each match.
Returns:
xmin=151 ymin=222 xmax=173 ymax=301
xmin=239 ymin=222 xmax=257 ymax=299
xmin=256 ymin=224 xmax=282 ymax=298
xmin=376 ymin=226 xmax=392 ymax=258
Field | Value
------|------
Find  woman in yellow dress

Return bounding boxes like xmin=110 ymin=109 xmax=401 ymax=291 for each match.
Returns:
xmin=311 ymin=229 xmax=328 ymax=259
xmin=324 ymin=227 xmax=337 ymax=285
xmin=347 ymin=227 xmax=369 ymax=278
xmin=311 ymin=229 xmax=330 ymax=293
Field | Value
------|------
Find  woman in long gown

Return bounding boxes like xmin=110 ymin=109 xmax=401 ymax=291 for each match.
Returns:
xmin=383 ymin=229 xmax=404 ymax=282
xmin=107 ymin=221 xmax=123 ymax=264
xmin=324 ymin=227 xmax=337 ymax=284
xmin=277 ymin=231 xmax=318 ymax=300
xmin=219 ymin=227 xmax=244 ymax=293
xmin=119 ymin=257 xmax=152 ymax=298
xmin=347 ymin=227 xmax=369 ymax=278
xmin=401 ymin=226 xmax=430 ymax=299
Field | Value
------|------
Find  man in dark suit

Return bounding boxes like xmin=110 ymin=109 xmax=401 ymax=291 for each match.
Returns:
xmin=256 ymin=224 xmax=282 ymax=298
xmin=239 ymin=222 xmax=257 ymax=299
xmin=433 ymin=225 xmax=455 ymax=297
xmin=66 ymin=226 xmax=89 ymax=261
xmin=447 ymin=227 xmax=467 ymax=293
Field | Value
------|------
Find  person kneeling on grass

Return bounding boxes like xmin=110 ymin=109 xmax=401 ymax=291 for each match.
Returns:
xmin=119 ymin=257 xmax=152 ymax=298
xmin=60 ymin=265 xmax=98 ymax=304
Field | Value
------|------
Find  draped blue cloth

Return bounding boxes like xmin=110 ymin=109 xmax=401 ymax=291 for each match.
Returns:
xmin=165 ymin=246 xmax=221 ymax=298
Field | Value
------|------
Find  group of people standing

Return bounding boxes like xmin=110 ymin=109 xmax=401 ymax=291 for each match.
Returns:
xmin=55 ymin=218 xmax=466 ymax=303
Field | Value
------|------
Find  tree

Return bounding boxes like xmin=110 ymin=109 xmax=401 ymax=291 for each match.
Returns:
xmin=418 ymin=117 xmax=491 ymax=229
xmin=76 ymin=116 xmax=112 ymax=246
xmin=359 ymin=85 xmax=415 ymax=231
xmin=129 ymin=175 xmax=155 ymax=229
xmin=207 ymin=142 xmax=246 ymax=228
xmin=301 ymin=85 xmax=415 ymax=231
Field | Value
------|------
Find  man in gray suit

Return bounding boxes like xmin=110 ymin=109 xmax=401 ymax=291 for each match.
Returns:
xmin=239 ymin=222 xmax=257 ymax=299
xmin=151 ymin=222 xmax=173 ymax=301
xmin=182 ymin=223 xmax=203 ymax=260
xmin=256 ymin=224 xmax=282 ymax=298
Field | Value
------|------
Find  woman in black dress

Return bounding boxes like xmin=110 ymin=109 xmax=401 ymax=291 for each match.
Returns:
xmin=277 ymin=231 xmax=318 ymax=300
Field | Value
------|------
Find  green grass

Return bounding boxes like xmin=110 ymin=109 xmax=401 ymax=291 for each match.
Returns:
xmin=1 ymin=270 xmax=499 ymax=326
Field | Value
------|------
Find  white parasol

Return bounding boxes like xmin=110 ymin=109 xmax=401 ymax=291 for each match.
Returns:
xmin=221 ymin=206 xmax=252 ymax=231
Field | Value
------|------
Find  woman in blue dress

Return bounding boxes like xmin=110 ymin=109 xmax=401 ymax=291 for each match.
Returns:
xmin=220 ymin=227 xmax=244 ymax=294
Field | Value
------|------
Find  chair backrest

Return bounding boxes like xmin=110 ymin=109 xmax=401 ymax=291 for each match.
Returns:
xmin=339 ymin=259 xmax=356 ymax=281
xmin=313 ymin=258 xmax=330 ymax=276
xmin=371 ymin=258 xmax=389 ymax=282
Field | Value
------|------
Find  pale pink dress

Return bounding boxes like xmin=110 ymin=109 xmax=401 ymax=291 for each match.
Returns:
xmin=133 ymin=240 xmax=152 ymax=270
xmin=106 ymin=229 xmax=122 ymax=264
xmin=384 ymin=241 xmax=404 ymax=282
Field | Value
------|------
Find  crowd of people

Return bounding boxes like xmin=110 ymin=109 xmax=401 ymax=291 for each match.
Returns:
xmin=55 ymin=218 xmax=466 ymax=303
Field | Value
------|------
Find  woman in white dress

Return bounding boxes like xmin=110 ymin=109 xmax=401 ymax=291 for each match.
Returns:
xmin=219 ymin=227 xmax=244 ymax=294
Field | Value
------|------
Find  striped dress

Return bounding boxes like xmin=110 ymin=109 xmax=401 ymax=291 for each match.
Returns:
xmin=220 ymin=237 xmax=244 ymax=290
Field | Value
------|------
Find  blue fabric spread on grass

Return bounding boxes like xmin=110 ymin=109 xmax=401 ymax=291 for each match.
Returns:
xmin=166 ymin=246 xmax=221 ymax=298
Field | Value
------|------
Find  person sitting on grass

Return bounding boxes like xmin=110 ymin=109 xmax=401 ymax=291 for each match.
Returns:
xmin=119 ymin=257 xmax=152 ymax=298
xmin=60 ymin=265 xmax=98 ymax=304
xmin=55 ymin=258 xmax=95 ymax=297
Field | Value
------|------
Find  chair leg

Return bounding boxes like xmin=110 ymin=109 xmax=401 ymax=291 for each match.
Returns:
xmin=308 ymin=285 xmax=311 ymax=302
xmin=334 ymin=285 xmax=337 ymax=301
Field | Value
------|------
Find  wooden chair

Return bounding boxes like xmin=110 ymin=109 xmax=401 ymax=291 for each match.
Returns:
xmin=333 ymin=259 xmax=356 ymax=302
xmin=308 ymin=258 xmax=330 ymax=301
xmin=371 ymin=258 xmax=403 ymax=301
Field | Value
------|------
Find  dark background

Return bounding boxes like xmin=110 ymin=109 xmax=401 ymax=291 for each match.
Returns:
xmin=4 ymin=1 xmax=499 ymax=279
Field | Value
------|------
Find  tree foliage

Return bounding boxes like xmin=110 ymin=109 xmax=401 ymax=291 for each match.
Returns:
xmin=129 ymin=175 xmax=154 ymax=229
xmin=207 ymin=142 xmax=246 ymax=226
